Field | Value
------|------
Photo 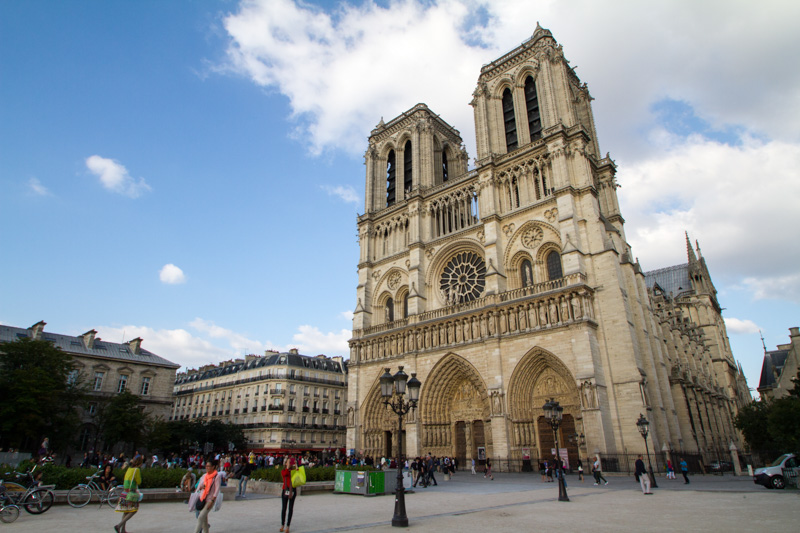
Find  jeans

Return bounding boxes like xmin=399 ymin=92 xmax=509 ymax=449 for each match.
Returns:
xmin=194 ymin=500 xmax=213 ymax=533
xmin=281 ymin=487 xmax=297 ymax=526
xmin=238 ymin=476 xmax=249 ymax=496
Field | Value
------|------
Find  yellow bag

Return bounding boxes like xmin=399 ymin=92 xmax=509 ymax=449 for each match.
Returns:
xmin=291 ymin=466 xmax=306 ymax=488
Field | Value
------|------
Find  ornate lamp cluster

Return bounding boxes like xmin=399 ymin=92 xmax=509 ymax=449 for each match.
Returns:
xmin=636 ymin=413 xmax=658 ymax=488
xmin=380 ymin=366 xmax=421 ymax=528
xmin=542 ymin=398 xmax=569 ymax=502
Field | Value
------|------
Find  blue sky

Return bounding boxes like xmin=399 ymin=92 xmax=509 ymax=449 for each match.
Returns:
xmin=2 ymin=0 xmax=799 ymax=396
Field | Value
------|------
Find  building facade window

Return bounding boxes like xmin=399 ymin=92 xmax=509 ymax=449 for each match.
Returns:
xmin=141 ymin=376 xmax=152 ymax=396
xmin=502 ymin=88 xmax=517 ymax=151
xmin=525 ymin=76 xmax=542 ymax=141
xmin=117 ymin=374 xmax=128 ymax=393
xmin=386 ymin=150 xmax=396 ymax=206
xmin=93 ymin=372 xmax=105 ymax=391
xmin=546 ymin=250 xmax=563 ymax=280
xmin=403 ymin=140 xmax=412 ymax=193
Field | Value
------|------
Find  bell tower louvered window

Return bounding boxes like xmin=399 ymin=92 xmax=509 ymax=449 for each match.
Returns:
xmin=502 ymin=88 xmax=518 ymax=152
xmin=442 ymin=151 xmax=449 ymax=182
xmin=403 ymin=141 xmax=412 ymax=194
xmin=525 ymin=76 xmax=542 ymax=141
xmin=386 ymin=150 xmax=396 ymax=206
xmin=385 ymin=297 xmax=394 ymax=322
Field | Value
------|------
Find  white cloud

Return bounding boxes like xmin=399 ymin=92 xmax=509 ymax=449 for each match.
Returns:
xmin=291 ymin=324 xmax=351 ymax=356
xmin=724 ymin=317 xmax=761 ymax=335
xmin=189 ymin=318 xmax=269 ymax=355
xmin=220 ymin=0 xmax=800 ymax=305
xmin=322 ymin=185 xmax=359 ymax=204
xmin=742 ymin=273 xmax=800 ymax=304
xmin=93 ymin=319 xmax=349 ymax=371
xmin=85 ymin=155 xmax=151 ymax=198
xmin=27 ymin=177 xmax=50 ymax=196
xmin=340 ymin=310 xmax=354 ymax=321
xmin=221 ymin=0 xmax=800 ymax=159
xmin=618 ymin=136 xmax=800 ymax=298
xmin=94 ymin=325 xmax=234 ymax=371
xmin=159 ymin=264 xmax=186 ymax=284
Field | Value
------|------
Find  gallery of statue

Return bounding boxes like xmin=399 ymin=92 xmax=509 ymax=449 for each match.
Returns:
xmin=346 ymin=25 xmax=751 ymax=469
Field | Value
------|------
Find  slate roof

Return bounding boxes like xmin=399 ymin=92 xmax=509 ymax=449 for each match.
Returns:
xmin=0 ymin=324 xmax=179 ymax=369
xmin=176 ymin=351 xmax=347 ymax=386
xmin=644 ymin=263 xmax=693 ymax=298
xmin=758 ymin=349 xmax=789 ymax=391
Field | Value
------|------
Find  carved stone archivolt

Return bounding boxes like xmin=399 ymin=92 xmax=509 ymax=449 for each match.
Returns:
xmin=507 ymin=348 xmax=580 ymax=422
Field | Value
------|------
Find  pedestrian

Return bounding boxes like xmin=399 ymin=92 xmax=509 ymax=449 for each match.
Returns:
xmin=99 ymin=463 xmax=116 ymax=491
xmin=680 ymin=458 xmax=690 ymax=484
xmin=666 ymin=459 xmax=676 ymax=480
xmin=280 ymin=457 xmax=299 ymax=533
xmin=484 ymin=457 xmax=494 ymax=480
xmin=592 ymin=456 xmax=609 ymax=485
xmin=237 ymin=457 xmax=253 ymax=499
xmin=577 ymin=458 xmax=584 ymax=482
xmin=471 ymin=457 xmax=476 ymax=475
xmin=635 ymin=454 xmax=652 ymax=494
xmin=181 ymin=467 xmax=197 ymax=493
xmin=194 ymin=459 xmax=222 ymax=533
xmin=426 ymin=454 xmax=438 ymax=486
xmin=114 ymin=455 xmax=143 ymax=533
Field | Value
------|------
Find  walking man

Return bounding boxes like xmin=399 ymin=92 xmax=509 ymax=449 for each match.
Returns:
xmin=593 ymin=455 xmax=609 ymax=485
xmin=426 ymin=454 xmax=438 ymax=486
xmin=635 ymin=455 xmax=652 ymax=494
xmin=680 ymin=458 xmax=690 ymax=484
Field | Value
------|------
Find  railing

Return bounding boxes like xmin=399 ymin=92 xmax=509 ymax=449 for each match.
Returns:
xmin=270 ymin=389 xmax=285 ymax=395
xmin=354 ymin=272 xmax=588 ymax=338
xmin=268 ymin=404 xmax=284 ymax=411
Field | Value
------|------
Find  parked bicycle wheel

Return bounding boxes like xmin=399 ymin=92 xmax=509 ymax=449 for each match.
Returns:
xmin=0 ymin=505 xmax=20 ymax=523
xmin=106 ymin=486 xmax=123 ymax=509
xmin=22 ymin=489 xmax=54 ymax=514
xmin=67 ymin=484 xmax=92 ymax=508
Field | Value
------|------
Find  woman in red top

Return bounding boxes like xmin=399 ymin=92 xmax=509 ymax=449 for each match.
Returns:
xmin=280 ymin=457 xmax=298 ymax=533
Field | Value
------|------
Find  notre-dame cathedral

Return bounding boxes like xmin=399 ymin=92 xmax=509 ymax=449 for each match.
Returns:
xmin=346 ymin=25 xmax=751 ymax=468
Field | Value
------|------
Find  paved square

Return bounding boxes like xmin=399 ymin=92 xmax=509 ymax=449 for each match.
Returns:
xmin=9 ymin=474 xmax=798 ymax=532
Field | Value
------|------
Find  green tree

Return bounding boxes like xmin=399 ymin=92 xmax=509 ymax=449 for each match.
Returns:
xmin=0 ymin=337 xmax=85 ymax=452
xmin=95 ymin=390 xmax=149 ymax=452
xmin=735 ymin=370 xmax=800 ymax=455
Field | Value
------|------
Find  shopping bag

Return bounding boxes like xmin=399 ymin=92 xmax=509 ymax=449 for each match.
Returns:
xmin=291 ymin=466 xmax=306 ymax=487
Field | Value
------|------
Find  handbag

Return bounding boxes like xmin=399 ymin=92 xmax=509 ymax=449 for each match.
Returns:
xmin=195 ymin=496 xmax=206 ymax=511
xmin=291 ymin=466 xmax=306 ymax=488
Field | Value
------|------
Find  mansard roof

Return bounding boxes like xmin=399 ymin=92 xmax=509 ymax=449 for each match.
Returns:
xmin=644 ymin=263 xmax=693 ymax=299
xmin=0 ymin=323 xmax=179 ymax=369
xmin=175 ymin=351 xmax=347 ymax=385
xmin=758 ymin=349 xmax=789 ymax=392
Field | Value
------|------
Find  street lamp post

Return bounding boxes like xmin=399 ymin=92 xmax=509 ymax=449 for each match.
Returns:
xmin=380 ymin=367 xmax=421 ymax=528
xmin=542 ymin=398 xmax=569 ymax=502
xmin=636 ymin=413 xmax=658 ymax=488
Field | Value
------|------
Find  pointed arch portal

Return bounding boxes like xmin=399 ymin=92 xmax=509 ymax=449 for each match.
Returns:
xmin=418 ymin=354 xmax=491 ymax=463
xmin=507 ymin=348 xmax=581 ymax=467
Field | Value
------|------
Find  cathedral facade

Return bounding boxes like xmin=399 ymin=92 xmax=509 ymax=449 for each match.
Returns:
xmin=346 ymin=25 xmax=750 ymax=468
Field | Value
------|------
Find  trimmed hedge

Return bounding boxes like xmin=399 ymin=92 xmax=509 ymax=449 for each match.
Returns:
xmin=249 ymin=465 xmax=375 ymax=483
xmin=17 ymin=464 xmax=188 ymax=490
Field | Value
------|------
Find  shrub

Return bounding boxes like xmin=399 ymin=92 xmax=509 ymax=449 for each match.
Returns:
xmin=27 ymin=465 xmax=189 ymax=490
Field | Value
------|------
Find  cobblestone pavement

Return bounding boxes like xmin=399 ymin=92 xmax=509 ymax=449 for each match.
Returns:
xmin=10 ymin=473 xmax=799 ymax=532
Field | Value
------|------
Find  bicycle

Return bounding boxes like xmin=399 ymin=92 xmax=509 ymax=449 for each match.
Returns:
xmin=0 ymin=485 xmax=21 ymax=523
xmin=0 ymin=465 xmax=55 ymax=515
xmin=67 ymin=470 xmax=123 ymax=508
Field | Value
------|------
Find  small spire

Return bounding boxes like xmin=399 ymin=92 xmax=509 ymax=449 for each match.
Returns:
xmin=685 ymin=231 xmax=697 ymax=263
xmin=695 ymin=239 xmax=702 ymax=258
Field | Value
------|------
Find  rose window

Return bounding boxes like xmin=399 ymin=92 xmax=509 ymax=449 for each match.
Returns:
xmin=439 ymin=251 xmax=486 ymax=304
